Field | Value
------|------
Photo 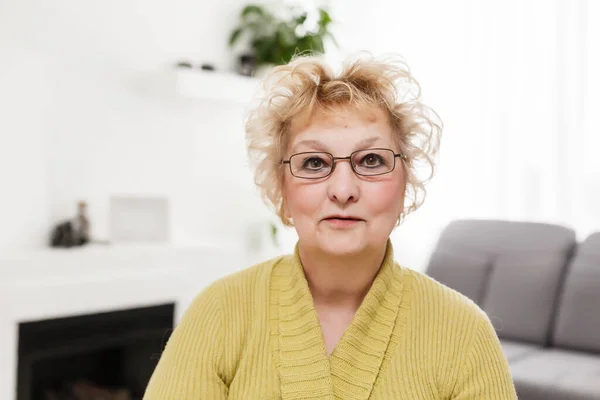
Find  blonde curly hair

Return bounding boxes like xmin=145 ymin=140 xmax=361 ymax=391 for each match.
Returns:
xmin=245 ymin=53 xmax=442 ymax=226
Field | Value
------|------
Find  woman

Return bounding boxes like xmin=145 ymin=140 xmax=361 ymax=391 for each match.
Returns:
xmin=143 ymin=54 xmax=517 ymax=399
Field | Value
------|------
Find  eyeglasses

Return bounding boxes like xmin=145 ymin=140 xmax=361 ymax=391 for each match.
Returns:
xmin=281 ymin=148 xmax=407 ymax=179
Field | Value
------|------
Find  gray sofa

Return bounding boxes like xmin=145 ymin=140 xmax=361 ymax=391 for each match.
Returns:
xmin=426 ymin=219 xmax=600 ymax=400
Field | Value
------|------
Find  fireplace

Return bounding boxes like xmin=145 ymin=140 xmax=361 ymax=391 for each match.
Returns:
xmin=17 ymin=304 xmax=174 ymax=400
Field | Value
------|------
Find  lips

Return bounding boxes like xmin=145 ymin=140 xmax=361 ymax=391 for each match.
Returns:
xmin=323 ymin=215 xmax=364 ymax=222
xmin=322 ymin=216 xmax=363 ymax=228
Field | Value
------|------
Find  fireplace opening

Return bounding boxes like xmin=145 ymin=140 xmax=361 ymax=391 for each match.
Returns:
xmin=17 ymin=304 xmax=174 ymax=400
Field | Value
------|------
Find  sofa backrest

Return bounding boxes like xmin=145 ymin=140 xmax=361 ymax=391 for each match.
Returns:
xmin=552 ymin=233 xmax=600 ymax=353
xmin=426 ymin=219 xmax=576 ymax=345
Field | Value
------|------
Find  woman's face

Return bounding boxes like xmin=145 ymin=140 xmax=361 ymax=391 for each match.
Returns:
xmin=282 ymin=107 xmax=406 ymax=256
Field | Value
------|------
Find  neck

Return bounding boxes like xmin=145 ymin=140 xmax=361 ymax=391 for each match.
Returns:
xmin=298 ymin=241 xmax=388 ymax=310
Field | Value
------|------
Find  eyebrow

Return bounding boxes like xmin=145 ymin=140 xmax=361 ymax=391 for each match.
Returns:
xmin=293 ymin=136 xmax=383 ymax=152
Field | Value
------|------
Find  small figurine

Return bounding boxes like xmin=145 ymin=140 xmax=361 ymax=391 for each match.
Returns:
xmin=49 ymin=201 xmax=91 ymax=248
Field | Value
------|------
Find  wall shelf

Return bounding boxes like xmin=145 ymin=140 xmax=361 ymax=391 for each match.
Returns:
xmin=174 ymin=68 xmax=261 ymax=104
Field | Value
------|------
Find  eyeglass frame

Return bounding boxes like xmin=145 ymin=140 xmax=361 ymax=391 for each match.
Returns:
xmin=280 ymin=148 xmax=408 ymax=179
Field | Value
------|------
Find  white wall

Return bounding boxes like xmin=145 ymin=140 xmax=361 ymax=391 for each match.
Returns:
xmin=0 ymin=0 xmax=280 ymax=252
xmin=0 ymin=48 xmax=50 ymax=251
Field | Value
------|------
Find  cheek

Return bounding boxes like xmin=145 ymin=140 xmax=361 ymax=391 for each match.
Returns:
xmin=283 ymin=177 xmax=325 ymax=219
xmin=365 ymin=178 xmax=405 ymax=217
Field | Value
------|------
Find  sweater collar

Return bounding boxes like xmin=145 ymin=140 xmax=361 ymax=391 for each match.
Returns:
xmin=269 ymin=239 xmax=407 ymax=400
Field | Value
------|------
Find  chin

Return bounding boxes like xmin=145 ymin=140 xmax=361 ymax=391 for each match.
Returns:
xmin=316 ymin=231 xmax=369 ymax=256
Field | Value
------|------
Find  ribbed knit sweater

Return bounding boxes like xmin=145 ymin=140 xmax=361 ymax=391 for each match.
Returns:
xmin=143 ymin=242 xmax=517 ymax=399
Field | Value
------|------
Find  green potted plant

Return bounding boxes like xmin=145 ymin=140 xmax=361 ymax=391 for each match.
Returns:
xmin=228 ymin=3 xmax=337 ymax=76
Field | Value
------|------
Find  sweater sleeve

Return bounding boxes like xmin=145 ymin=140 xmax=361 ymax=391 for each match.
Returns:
xmin=143 ymin=282 xmax=228 ymax=399
xmin=451 ymin=316 xmax=518 ymax=399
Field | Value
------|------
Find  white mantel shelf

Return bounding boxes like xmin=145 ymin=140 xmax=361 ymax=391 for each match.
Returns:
xmin=173 ymin=68 xmax=261 ymax=104
xmin=0 ymin=242 xmax=243 ymax=400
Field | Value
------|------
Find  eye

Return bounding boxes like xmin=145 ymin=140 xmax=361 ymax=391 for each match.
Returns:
xmin=302 ymin=156 xmax=329 ymax=170
xmin=360 ymin=153 xmax=385 ymax=167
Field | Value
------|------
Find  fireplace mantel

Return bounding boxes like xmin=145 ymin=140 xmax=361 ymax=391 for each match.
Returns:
xmin=0 ymin=242 xmax=243 ymax=400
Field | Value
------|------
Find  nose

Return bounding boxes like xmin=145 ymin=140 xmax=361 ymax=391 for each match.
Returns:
xmin=326 ymin=159 xmax=360 ymax=204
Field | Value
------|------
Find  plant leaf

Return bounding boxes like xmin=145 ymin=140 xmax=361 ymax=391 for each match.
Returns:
xmin=278 ymin=23 xmax=297 ymax=47
xmin=325 ymin=31 xmax=340 ymax=49
xmin=313 ymin=35 xmax=325 ymax=53
xmin=228 ymin=27 xmax=244 ymax=47
xmin=319 ymin=9 xmax=332 ymax=25
xmin=241 ymin=4 xmax=265 ymax=18
xmin=253 ymin=37 xmax=277 ymax=65
xmin=295 ymin=13 xmax=307 ymax=25
xmin=317 ymin=8 xmax=332 ymax=34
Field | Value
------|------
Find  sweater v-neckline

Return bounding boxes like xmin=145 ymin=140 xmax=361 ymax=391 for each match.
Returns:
xmin=269 ymin=240 xmax=406 ymax=400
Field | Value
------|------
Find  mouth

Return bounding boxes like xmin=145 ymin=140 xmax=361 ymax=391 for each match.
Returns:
xmin=322 ymin=215 xmax=364 ymax=227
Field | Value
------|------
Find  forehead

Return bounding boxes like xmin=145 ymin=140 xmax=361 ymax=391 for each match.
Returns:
xmin=288 ymin=106 xmax=394 ymax=153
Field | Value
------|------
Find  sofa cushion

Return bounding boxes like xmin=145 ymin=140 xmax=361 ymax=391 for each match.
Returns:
xmin=482 ymin=253 xmax=567 ymax=344
xmin=425 ymin=249 xmax=491 ymax=304
xmin=553 ymin=233 xmax=600 ymax=352
xmin=501 ymin=339 xmax=541 ymax=363
xmin=432 ymin=220 xmax=576 ymax=255
xmin=510 ymin=349 xmax=600 ymax=400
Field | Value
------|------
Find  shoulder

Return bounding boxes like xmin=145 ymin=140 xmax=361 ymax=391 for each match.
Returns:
xmin=181 ymin=254 xmax=291 ymax=333
xmin=179 ymin=256 xmax=285 ymax=365
xmin=403 ymin=268 xmax=487 ymax=319
xmin=401 ymin=265 xmax=489 ymax=325
xmin=399 ymin=267 xmax=505 ymax=393
xmin=191 ymin=255 xmax=285 ymax=311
